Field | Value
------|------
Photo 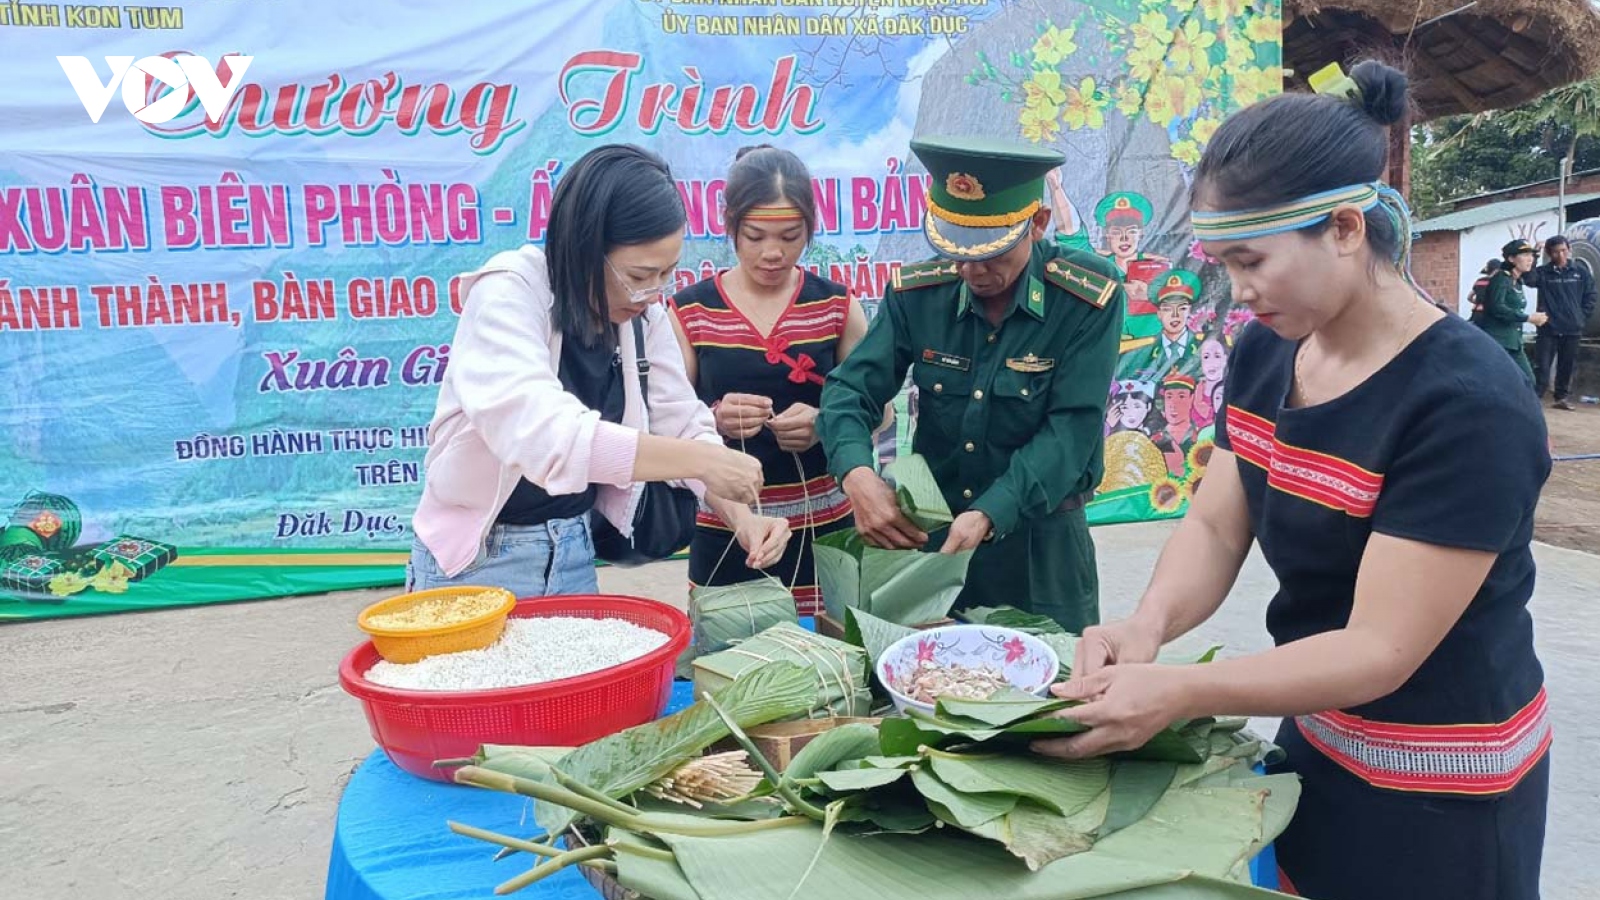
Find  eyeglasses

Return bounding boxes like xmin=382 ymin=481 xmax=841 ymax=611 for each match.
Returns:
xmin=606 ymin=258 xmax=673 ymax=306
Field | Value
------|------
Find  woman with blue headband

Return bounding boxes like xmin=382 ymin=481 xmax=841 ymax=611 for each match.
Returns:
xmin=1033 ymin=61 xmax=1550 ymax=900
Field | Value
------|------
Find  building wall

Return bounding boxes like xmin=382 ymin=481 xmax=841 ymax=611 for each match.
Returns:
xmin=1413 ymin=231 xmax=1459 ymax=309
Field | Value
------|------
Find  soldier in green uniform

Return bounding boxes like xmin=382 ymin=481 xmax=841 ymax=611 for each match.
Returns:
xmin=1115 ymin=269 xmax=1204 ymax=384
xmin=1478 ymin=239 xmax=1549 ymax=387
xmin=818 ymin=136 xmax=1125 ymax=632
xmin=1095 ymin=192 xmax=1168 ymax=344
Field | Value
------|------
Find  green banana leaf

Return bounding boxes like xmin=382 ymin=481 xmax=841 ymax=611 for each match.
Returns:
xmin=937 ymin=688 xmax=1075 ymax=726
xmin=470 ymin=718 xmax=1299 ymax=900
xmin=911 ymin=767 xmax=1019 ymax=827
xmin=650 ymin=816 xmax=1294 ymax=900
xmin=886 ymin=454 xmax=954 ymax=533
xmin=815 ymin=767 xmax=909 ymax=792
xmin=1100 ymin=762 xmax=1179 ymax=839
xmin=961 ymin=606 xmax=1069 ymax=634
xmin=688 ymin=576 xmax=800 ymax=657
xmin=881 ymin=700 xmax=1211 ymax=765
xmin=994 ymin=799 xmax=1100 ymax=870
xmin=814 ymin=529 xmax=974 ymax=627
xmin=842 ymin=607 xmax=917 ymax=668
xmin=782 ymin=723 xmax=882 ymax=781
xmin=1091 ymin=786 xmax=1269 ymax=878
xmin=610 ymin=827 xmax=702 ymax=900
xmin=531 ymin=661 xmax=816 ymax=834
xmin=861 ymin=755 xmax=921 ymax=769
xmin=457 ymin=745 xmax=570 ymax=781
xmin=831 ymin=792 xmax=940 ymax=834
xmin=813 ymin=531 xmax=863 ymax=622
xmin=864 ymin=541 xmax=974 ymax=624
xmin=813 ymin=454 xmax=972 ymax=627
xmin=927 ymin=754 xmax=1109 ymax=818
xmin=1037 ymin=635 xmax=1225 ymax=680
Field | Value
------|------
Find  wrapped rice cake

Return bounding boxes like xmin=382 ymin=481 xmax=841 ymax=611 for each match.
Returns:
xmin=89 ymin=535 xmax=177 ymax=581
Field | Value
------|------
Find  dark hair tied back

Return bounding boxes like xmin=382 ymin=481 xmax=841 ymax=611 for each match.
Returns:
xmin=1351 ymin=60 xmax=1409 ymax=127
xmin=1193 ymin=60 xmax=1410 ymax=262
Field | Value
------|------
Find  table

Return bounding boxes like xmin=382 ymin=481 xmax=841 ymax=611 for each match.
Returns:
xmin=327 ymin=681 xmax=696 ymax=900
xmin=327 ymin=659 xmax=1277 ymax=898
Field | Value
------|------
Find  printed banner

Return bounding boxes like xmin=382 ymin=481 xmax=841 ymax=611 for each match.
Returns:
xmin=0 ymin=0 xmax=1281 ymax=619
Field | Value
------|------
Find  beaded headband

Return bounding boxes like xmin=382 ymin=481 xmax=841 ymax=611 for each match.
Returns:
xmin=1190 ymin=183 xmax=1381 ymax=242
xmin=743 ymin=205 xmax=804 ymax=221
xmin=1192 ymin=181 xmax=1434 ymax=306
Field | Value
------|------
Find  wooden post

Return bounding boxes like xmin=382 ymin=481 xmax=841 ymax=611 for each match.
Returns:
xmin=1388 ymin=119 xmax=1412 ymax=199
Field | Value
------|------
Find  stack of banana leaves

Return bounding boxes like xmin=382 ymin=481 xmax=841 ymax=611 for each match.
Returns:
xmin=813 ymin=454 xmax=975 ymax=628
xmin=444 ymin=661 xmax=1299 ymax=899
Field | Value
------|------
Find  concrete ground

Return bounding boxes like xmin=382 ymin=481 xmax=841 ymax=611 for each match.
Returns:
xmin=1539 ymin=401 xmax=1600 ymax=556
xmin=2 ymin=522 xmax=1597 ymax=900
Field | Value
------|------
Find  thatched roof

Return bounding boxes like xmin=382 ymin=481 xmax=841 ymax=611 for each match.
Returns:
xmin=1285 ymin=0 xmax=1600 ymax=121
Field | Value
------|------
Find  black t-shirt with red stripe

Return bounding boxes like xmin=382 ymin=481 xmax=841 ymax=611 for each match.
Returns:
xmin=1216 ymin=314 xmax=1549 ymax=727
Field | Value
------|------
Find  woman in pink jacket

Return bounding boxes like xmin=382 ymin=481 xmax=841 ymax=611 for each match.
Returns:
xmin=408 ymin=145 xmax=790 ymax=598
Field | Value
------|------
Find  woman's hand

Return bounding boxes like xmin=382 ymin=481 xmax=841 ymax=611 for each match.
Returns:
xmin=734 ymin=513 xmax=791 ymax=570
xmin=769 ymin=403 xmax=819 ymax=452
xmin=1030 ymin=663 xmax=1194 ymax=760
xmin=696 ymin=444 xmax=764 ymax=505
xmin=715 ymin=393 xmax=773 ymax=439
xmin=1071 ymin=616 xmax=1165 ymax=679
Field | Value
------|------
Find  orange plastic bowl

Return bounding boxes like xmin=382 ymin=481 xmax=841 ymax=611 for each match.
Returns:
xmin=356 ymin=586 xmax=516 ymax=664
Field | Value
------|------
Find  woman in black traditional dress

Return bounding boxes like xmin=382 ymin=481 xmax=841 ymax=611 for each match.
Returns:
xmin=1032 ymin=62 xmax=1551 ymax=900
xmin=670 ymin=146 xmax=869 ymax=614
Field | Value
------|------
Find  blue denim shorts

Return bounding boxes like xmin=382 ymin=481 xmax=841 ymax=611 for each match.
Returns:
xmin=406 ymin=514 xmax=599 ymax=599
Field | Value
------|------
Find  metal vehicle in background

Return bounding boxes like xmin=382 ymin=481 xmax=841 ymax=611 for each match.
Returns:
xmin=1555 ymin=217 xmax=1600 ymax=337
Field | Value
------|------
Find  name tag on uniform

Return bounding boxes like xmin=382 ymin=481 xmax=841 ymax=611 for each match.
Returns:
xmin=922 ymin=348 xmax=970 ymax=371
xmin=1005 ymin=353 xmax=1054 ymax=373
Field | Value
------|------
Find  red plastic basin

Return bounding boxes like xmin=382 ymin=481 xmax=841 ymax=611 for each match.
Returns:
xmin=338 ymin=594 xmax=690 ymax=781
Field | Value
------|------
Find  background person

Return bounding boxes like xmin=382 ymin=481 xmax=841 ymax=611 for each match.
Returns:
xmin=1522 ymin=235 xmax=1597 ymax=409
xmin=1479 ymin=239 xmax=1549 ymax=388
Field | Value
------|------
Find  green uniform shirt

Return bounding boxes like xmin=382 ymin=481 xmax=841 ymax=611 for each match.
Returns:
xmin=1480 ymin=269 xmax=1531 ymax=350
xmin=1115 ymin=331 xmax=1204 ymax=384
xmin=819 ymin=241 xmax=1125 ymax=537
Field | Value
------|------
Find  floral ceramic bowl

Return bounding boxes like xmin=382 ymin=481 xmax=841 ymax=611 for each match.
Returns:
xmin=875 ymin=624 xmax=1060 ymax=715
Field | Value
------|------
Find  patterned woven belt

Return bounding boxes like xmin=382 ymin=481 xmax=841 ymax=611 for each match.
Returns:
xmin=1295 ymin=687 xmax=1552 ymax=796
xmin=695 ymin=484 xmax=850 ymax=526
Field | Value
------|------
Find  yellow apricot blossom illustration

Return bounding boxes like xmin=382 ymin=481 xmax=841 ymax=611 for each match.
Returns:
xmin=969 ymin=0 xmax=1281 ymax=167
xmin=1061 ymin=77 xmax=1109 ymax=130
xmin=1033 ymin=24 xmax=1078 ymax=67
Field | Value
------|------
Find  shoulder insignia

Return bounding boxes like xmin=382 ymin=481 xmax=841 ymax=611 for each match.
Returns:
xmin=1044 ymin=258 xmax=1118 ymax=309
xmin=891 ymin=260 xmax=960 ymax=292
